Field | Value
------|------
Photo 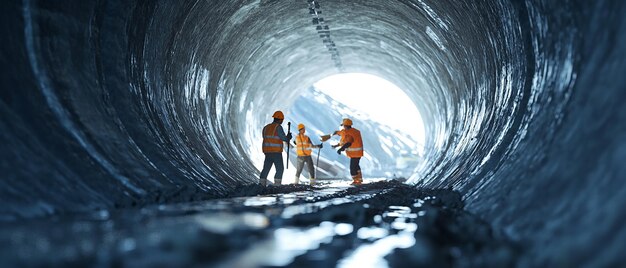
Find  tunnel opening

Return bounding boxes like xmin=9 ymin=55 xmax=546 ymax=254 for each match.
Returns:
xmin=283 ymin=72 xmax=427 ymax=182
xmin=313 ymin=73 xmax=426 ymax=152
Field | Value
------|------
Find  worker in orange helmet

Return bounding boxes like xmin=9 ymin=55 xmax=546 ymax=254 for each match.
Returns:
xmin=331 ymin=118 xmax=364 ymax=185
xmin=293 ymin=123 xmax=323 ymax=185
xmin=259 ymin=111 xmax=292 ymax=186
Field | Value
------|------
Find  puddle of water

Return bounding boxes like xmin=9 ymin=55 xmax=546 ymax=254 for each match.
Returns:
xmin=0 ymin=181 xmax=518 ymax=267
xmin=218 ymin=221 xmax=354 ymax=267
xmin=337 ymin=204 xmax=423 ymax=267
xmin=195 ymin=212 xmax=269 ymax=234
xmin=338 ymin=232 xmax=417 ymax=268
xmin=243 ymin=196 xmax=278 ymax=207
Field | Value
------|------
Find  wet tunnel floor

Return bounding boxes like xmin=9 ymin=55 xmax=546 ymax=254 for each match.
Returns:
xmin=0 ymin=180 xmax=520 ymax=267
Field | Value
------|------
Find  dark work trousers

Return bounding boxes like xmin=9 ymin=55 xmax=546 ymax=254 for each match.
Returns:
xmin=296 ymin=156 xmax=315 ymax=178
xmin=260 ymin=153 xmax=284 ymax=179
xmin=350 ymin=158 xmax=361 ymax=177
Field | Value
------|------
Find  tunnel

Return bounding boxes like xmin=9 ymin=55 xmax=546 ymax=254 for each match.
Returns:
xmin=1 ymin=0 xmax=625 ymax=266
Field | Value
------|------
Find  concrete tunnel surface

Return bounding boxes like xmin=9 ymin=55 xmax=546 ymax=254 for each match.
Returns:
xmin=1 ymin=0 xmax=626 ymax=266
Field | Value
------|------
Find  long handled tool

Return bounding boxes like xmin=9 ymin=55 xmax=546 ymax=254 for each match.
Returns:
xmin=315 ymin=146 xmax=321 ymax=178
xmin=316 ymin=134 xmax=333 ymax=181
xmin=286 ymin=122 xmax=291 ymax=169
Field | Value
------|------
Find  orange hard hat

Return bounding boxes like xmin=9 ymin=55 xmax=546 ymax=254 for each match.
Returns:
xmin=298 ymin=123 xmax=305 ymax=130
xmin=272 ymin=111 xmax=284 ymax=120
xmin=340 ymin=118 xmax=353 ymax=126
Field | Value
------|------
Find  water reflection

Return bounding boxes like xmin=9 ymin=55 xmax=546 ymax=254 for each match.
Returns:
xmin=340 ymin=205 xmax=421 ymax=267
xmin=221 ymin=221 xmax=354 ymax=267
xmin=0 ymin=181 xmax=515 ymax=267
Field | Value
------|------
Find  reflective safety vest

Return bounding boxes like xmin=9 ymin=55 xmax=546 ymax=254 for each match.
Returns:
xmin=295 ymin=134 xmax=313 ymax=156
xmin=262 ymin=123 xmax=284 ymax=153
xmin=339 ymin=128 xmax=364 ymax=158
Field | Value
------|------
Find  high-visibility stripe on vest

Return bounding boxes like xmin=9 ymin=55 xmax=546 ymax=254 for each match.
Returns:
xmin=339 ymin=128 xmax=364 ymax=158
xmin=296 ymin=134 xmax=313 ymax=156
xmin=262 ymin=123 xmax=283 ymax=153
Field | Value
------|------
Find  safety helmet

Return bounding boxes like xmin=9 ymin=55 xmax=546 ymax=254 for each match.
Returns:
xmin=272 ymin=111 xmax=285 ymax=120
xmin=298 ymin=123 xmax=305 ymax=130
xmin=340 ymin=118 xmax=353 ymax=126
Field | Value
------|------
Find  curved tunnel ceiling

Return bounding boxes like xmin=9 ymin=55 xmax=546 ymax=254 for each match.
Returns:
xmin=1 ymin=0 xmax=626 ymax=265
xmin=141 ymin=0 xmax=541 ymax=189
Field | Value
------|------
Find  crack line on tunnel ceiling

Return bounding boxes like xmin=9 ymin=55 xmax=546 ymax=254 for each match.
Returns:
xmin=307 ymin=0 xmax=344 ymax=71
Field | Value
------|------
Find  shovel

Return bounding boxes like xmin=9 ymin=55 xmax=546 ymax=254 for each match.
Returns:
xmin=315 ymin=134 xmax=333 ymax=180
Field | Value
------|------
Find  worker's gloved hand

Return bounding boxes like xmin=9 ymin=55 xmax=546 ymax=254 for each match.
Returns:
xmin=337 ymin=143 xmax=349 ymax=154
xmin=331 ymin=144 xmax=339 ymax=148
xmin=286 ymin=133 xmax=292 ymax=140
xmin=319 ymin=143 xmax=323 ymax=149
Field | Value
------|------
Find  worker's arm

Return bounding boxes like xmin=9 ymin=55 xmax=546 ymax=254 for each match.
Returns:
xmin=277 ymin=126 xmax=291 ymax=142
xmin=331 ymin=130 xmax=343 ymax=148
xmin=336 ymin=135 xmax=353 ymax=154
xmin=337 ymin=142 xmax=352 ymax=154
xmin=332 ymin=136 xmax=352 ymax=148
xmin=293 ymin=136 xmax=300 ymax=147
xmin=343 ymin=135 xmax=354 ymax=145
xmin=309 ymin=137 xmax=323 ymax=148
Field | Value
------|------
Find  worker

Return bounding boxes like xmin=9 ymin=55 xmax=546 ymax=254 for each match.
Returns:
xmin=332 ymin=118 xmax=364 ymax=185
xmin=259 ymin=110 xmax=292 ymax=186
xmin=293 ymin=123 xmax=323 ymax=185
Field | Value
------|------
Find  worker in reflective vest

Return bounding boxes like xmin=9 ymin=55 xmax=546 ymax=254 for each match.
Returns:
xmin=293 ymin=123 xmax=323 ymax=185
xmin=260 ymin=110 xmax=292 ymax=186
xmin=332 ymin=118 xmax=364 ymax=185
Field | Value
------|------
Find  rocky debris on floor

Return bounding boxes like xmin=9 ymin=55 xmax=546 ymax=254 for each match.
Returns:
xmin=0 ymin=180 xmax=520 ymax=267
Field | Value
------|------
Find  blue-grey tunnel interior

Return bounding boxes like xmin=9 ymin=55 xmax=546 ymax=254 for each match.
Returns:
xmin=1 ymin=0 xmax=626 ymax=266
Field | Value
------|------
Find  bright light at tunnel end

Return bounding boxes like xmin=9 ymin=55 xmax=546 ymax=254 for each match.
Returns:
xmin=250 ymin=72 xmax=428 ymax=184
xmin=314 ymin=73 xmax=426 ymax=147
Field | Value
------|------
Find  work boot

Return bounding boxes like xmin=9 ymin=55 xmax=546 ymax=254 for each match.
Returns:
xmin=260 ymin=178 xmax=267 ymax=187
xmin=274 ymin=179 xmax=282 ymax=186
xmin=309 ymin=178 xmax=316 ymax=186
xmin=351 ymin=173 xmax=363 ymax=186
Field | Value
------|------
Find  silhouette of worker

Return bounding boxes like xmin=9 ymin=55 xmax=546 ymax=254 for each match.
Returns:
xmin=259 ymin=111 xmax=292 ymax=186
xmin=293 ymin=123 xmax=323 ymax=185
xmin=332 ymin=118 xmax=364 ymax=185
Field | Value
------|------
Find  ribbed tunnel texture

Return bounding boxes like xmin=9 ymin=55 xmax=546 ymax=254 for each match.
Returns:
xmin=1 ymin=0 xmax=625 ymax=265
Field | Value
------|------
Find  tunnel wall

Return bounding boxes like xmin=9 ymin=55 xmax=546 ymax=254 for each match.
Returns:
xmin=1 ymin=0 xmax=257 ymax=219
xmin=465 ymin=1 xmax=626 ymax=265
xmin=1 ymin=0 xmax=625 ymax=265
